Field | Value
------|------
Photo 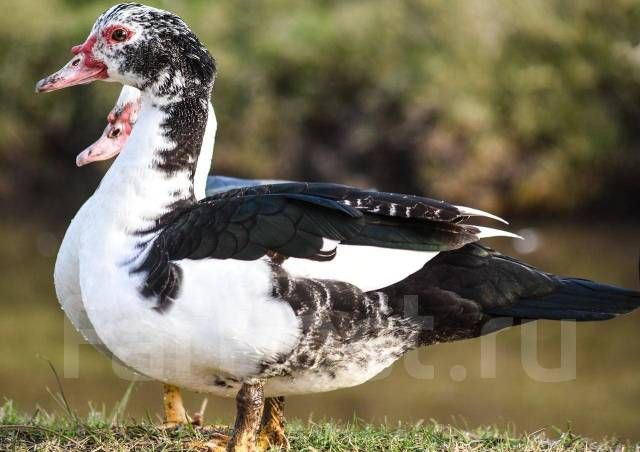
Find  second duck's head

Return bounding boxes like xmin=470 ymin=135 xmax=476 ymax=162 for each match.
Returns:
xmin=76 ymin=86 xmax=141 ymax=167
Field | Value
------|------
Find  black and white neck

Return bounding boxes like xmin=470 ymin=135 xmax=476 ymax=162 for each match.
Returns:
xmin=95 ymin=58 xmax=215 ymax=234
xmin=95 ymin=82 xmax=212 ymax=233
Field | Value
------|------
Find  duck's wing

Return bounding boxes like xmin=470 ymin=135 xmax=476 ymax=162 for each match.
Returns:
xmin=161 ymin=182 xmax=515 ymax=257
xmin=155 ymin=187 xmax=366 ymax=262
xmin=139 ymin=182 xmax=516 ymax=299
xmin=205 ymin=182 xmax=508 ymax=225
xmin=188 ymin=182 xmax=518 ymax=290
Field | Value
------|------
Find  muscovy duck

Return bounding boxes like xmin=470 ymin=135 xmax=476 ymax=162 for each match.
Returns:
xmin=71 ymin=84 xmax=282 ymax=428
xmin=36 ymin=4 xmax=640 ymax=451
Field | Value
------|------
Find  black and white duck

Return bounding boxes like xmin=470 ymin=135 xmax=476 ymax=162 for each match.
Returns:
xmin=69 ymin=84 xmax=283 ymax=427
xmin=36 ymin=4 xmax=640 ymax=450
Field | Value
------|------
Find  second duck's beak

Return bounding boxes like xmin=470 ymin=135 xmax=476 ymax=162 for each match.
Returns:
xmin=36 ymin=44 xmax=107 ymax=93
xmin=76 ymin=124 xmax=125 ymax=167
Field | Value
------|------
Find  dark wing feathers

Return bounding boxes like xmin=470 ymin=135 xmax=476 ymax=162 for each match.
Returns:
xmin=205 ymin=182 xmax=463 ymax=222
xmin=345 ymin=215 xmax=481 ymax=251
xmin=161 ymin=193 xmax=365 ymax=262
xmin=487 ymin=278 xmax=640 ymax=321
xmin=156 ymin=182 xmax=491 ymax=263
xmin=381 ymin=243 xmax=640 ymax=345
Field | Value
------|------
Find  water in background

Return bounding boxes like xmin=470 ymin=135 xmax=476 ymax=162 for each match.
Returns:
xmin=1 ymin=220 xmax=638 ymax=440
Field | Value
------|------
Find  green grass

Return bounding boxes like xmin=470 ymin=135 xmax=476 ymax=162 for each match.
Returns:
xmin=0 ymin=401 xmax=634 ymax=452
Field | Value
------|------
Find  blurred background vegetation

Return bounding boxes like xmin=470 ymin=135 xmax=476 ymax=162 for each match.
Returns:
xmin=3 ymin=0 xmax=640 ymax=219
xmin=1 ymin=0 xmax=639 ymax=442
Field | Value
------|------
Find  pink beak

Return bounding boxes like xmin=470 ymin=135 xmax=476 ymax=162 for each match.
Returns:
xmin=76 ymin=123 xmax=129 ymax=167
xmin=36 ymin=38 xmax=107 ymax=93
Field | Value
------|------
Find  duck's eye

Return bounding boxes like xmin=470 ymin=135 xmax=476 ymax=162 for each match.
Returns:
xmin=111 ymin=28 xmax=128 ymax=42
xmin=108 ymin=128 xmax=121 ymax=139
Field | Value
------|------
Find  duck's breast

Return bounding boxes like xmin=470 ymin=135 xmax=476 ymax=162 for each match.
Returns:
xmin=77 ymin=219 xmax=301 ymax=389
xmin=55 ymin=200 xmax=109 ymax=349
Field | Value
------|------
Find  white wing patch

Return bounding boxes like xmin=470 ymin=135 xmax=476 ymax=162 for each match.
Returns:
xmin=282 ymin=244 xmax=437 ymax=292
xmin=280 ymin=218 xmax=520 ymax=291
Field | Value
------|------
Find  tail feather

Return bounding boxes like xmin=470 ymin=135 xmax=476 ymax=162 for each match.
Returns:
xmin=486 ymin=278 xmax=640 ymax=321
xmin=382 ymin=244 xmax=640 ymax=345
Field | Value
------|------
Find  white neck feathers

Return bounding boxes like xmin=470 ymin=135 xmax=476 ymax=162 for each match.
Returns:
xmin=95 ymin=96 xmax=192 ymax=231
xmin=194 ymin=103 xmax=217 ymax=200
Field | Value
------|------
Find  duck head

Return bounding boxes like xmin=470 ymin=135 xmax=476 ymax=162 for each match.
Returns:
xmin=36 ymin=3 xmax=215 ymax=97
xmin=76 ymin=86 xmax=141 ymax=167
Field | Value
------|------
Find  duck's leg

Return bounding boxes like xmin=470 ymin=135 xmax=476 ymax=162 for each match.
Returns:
xmin=162 ymin=384 xmax=190 ymax=426
xmin=227 ymin=380 xmax=265 ymax=452
xmin=256 ymin=397 xmax=289 ymax=450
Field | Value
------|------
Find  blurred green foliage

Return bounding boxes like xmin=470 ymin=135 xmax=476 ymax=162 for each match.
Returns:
xmin=2 ymin=0 xmax=640 ymax=220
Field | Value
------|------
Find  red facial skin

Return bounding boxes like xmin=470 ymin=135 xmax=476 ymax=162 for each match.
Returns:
xmin=35 ymin=25 xmax=133 ymax=93
xmin=76 ymin=102 xmax=136 ymax=167
xmin=71 ymin=35 xmax=102 ymax=67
